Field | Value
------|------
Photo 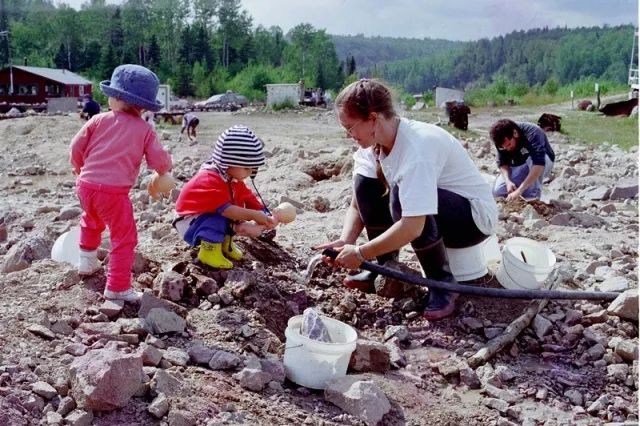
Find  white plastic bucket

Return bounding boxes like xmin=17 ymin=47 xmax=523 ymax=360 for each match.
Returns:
xmin=51 ymin=227 xmax=80 ymax=267
xmin=283 ymin=315 xmax=357 ymax=390
xmin=496 ymin=237 xmax=556 ymax=290
xmin=446 ymin=235 xmax=501 ymax=281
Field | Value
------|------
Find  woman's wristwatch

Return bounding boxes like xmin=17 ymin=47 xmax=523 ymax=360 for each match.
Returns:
xmin=354 ymin=245 xmax=367 ymax=262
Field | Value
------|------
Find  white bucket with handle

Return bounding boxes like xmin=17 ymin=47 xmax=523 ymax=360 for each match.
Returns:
xmin=496 ymin=237 xmax=556 ymax=290
xmin=283 ymin=315 xmax=357 ymax=390
xmin=51 ymin=227 xmax=81 ymax=267
xmin=446 ymin=235 xmax=501 ymax=281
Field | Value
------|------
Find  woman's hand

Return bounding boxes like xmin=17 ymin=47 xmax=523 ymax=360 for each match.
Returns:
xmin=313 ymin=239 xmax=348 ymax=267
xmin=334 ymin=244 xmax=363 ymax=270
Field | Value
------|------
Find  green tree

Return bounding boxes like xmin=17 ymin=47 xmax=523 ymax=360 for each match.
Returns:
xmin=98 ymin=44 xmax=118 ymax=80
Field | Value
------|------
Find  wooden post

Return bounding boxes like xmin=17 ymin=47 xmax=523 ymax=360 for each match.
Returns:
xmin=570 ymin=90 xmax=574 ymax=110
xmin=595 ymin=83 xmax=600 ymax=110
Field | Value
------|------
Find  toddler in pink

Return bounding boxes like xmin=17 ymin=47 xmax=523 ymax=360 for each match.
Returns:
xmin=70 ymin=64 xmax=172 ymax=302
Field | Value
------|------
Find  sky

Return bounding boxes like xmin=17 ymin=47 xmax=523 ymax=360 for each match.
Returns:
xmin=60 ymin=0 xmax=638 ymax=41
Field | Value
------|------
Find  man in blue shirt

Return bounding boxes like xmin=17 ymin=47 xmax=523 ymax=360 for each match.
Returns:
xmin=490 ymin=119 xmax=555 ymax=201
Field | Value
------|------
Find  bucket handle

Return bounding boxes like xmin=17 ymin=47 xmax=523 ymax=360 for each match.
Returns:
xmin=285 ymin=344 xmax=303 ymax=350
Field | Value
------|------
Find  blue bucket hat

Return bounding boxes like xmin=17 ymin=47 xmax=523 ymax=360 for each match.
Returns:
xmin=100 ymin=64 xmax=163 ymax=112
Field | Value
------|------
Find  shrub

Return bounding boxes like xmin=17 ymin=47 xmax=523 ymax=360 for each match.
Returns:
xmin=271 ymin=98 xmax=296 ymax=111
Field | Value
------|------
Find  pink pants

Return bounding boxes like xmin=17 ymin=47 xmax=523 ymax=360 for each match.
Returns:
xmin=76 ymin=179 xmax=137 ymax=292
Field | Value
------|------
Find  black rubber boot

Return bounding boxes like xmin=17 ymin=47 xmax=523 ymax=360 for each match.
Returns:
xmin=343 ymin=175 xmax=397 ymax=292
xmin=413 ymin=238 xmax=458 ymax=320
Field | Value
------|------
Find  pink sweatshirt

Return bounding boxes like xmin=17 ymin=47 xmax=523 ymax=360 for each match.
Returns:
xmin=70 ymin=111 xmax=172 ymax=187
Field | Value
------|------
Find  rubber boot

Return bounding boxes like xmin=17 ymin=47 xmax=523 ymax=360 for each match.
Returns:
xmin=198 ymin=241 xmax=233 ymax=269
xmin=344 ymin=175 xmax=397 ymax=292
xmin=222 ymin=235 xmax=243 ymax=261
xmin=414 ymin=238 xmax=458 ymax=320
xmin=78 ymin=249 xmax=102 ymax=276
xmin=343 ymin=249 xmax=398 ymax=292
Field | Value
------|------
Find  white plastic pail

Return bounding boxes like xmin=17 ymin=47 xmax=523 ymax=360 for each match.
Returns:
xmin=283 ymin=315 xmax=357 ymax=389
xmin=51 ymin=227 xmax=80 ymax=267
xmin=446 ymin=235 xmax=501 ymax=281
xmin=496 ymin=237 xmax=556 ymax=290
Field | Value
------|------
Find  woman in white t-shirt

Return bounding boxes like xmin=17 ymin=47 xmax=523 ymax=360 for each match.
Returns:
xmin=316 ymin=79 xmax=497 ymax=320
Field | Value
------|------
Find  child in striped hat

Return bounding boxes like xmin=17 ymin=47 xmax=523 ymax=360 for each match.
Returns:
xmin=174 ymin=125 xmax=276 ymax=269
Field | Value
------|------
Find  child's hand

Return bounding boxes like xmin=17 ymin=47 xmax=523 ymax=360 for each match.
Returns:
xmin=235 ymin=221 xmax=266 ymax=238
xmin=253 ymin=211 xmax=276 ymax=228
xmin=72 ymin=168 xmax=80 ymax=176
xmin=148 ymin=172 xmax=175 ymax=200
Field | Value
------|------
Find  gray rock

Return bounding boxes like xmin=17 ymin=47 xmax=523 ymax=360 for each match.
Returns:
xmin=31 ymin=381 xmax=58 ymax=399
xmin=459 ymin=366 xmax=481 ymax=389
xmin=609 ymin=179 xmax=638 ymax=200
xmin=607 ymin=363 xmax=629 ymax=381
xmin=383 ymin=325 xmax=411 ymax=342
xmin=2 ymin=236 xmax=51 ymax=272
xmin=260 ymin=357 xmax=286 ymax=383
xmin=232 ymin=368 xmax=271 ymax=392
xmin=208 ymin=350 xmax=242 ymax=370
xmin=138 ymin=293 xmax=187 ymax=319
xmin=146 ymin=308 xmax=186 ymax=334
xmin=150 ymin=370 xmax=183 ymax=396
xmin=614 ymin=340 xmax=639 ymax=361
xmin=607 ymin=289 xmax=638 ymax=321
xmin=168 ymin=409 xmax=196 ymax=426
xmin=187 ymin=343 xmax=215 ymax=365
xmin=583 ymin=186 xmax=611 ymax=201
xmin=349 ymin=339 xmax=391 ymax=373
xmin=27 ymin=324 xmax=56 ymax=340
xmin=564 ymin=389 xmax=583 ymax=406
xmin=56 ymin=206 xmax=83 ymax=221
xmin=532 ymin=315 xmax=553 ymax=339
xmin=98 ymin=300 xmax=124 ymax=318
xmin=56 ymin=396 xmax=76 ymax=416
xmin=69 ymin=348 xmax=143 ymax=411
xmin=163 ymin=347 xmax=189 ymax=366
xmin=599 ymin=276 xmax=629 ymax=292
xmin=139 ymin=343 xmax=163 ymax=366
xmin=325 ymin=376 xmax=391 ymax=426
xmin=153 ymin=271 xmax=187 ymax=302
xmin=148 ymin=393 xmax=169 ymax=418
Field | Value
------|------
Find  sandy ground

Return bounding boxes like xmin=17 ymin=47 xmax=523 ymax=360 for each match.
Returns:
xmin=0 ymin=102 xmax=637 ymax=425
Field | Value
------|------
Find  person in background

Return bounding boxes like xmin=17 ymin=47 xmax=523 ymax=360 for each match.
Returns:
xmin=81 ymin=94 xmax=100 ymax=120
xmin=179 ymin=112 xmax=200 ymax=143
xmin=174 ymin=125 xmax=276 ymax=269
xmin=489 ymin=119 xmax=555 ymax=202
xmin=315 ymin=79 xmax=497 ymax=320
xmin=70 ymin=64 xmax=172 ymax=302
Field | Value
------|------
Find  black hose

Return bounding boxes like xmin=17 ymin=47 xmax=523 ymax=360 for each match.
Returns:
xmin=321 ymin=248 xmax=619 ymax=301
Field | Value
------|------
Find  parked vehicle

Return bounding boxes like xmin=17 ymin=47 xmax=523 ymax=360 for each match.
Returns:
xmin=194 ymin=91 xmax=248 ymax=111
xmin=169 ymin=96 xmax=191 ymax=111
xmin=300 ymin=88 xmax=326 ymax=107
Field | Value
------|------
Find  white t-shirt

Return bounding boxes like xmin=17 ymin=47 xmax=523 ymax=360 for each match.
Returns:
xmin=352 ymin=119 xmax=497 ymax=235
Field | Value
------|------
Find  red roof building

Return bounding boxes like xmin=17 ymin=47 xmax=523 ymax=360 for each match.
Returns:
xmin=0 ymin=66 xmax=93 ymax=105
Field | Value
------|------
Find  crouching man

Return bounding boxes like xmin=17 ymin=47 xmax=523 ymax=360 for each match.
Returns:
xmin=490 ymin=119 xmax=555 ymax=201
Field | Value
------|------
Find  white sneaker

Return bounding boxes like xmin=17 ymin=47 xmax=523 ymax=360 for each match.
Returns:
xmin=78 ymin=249 xmax=102 ymax=276
xmin=103 ymin=288 xmax=143 ymax=303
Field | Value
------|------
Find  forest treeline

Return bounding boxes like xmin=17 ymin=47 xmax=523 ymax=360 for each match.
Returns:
xmin=0 ymin=0 xmax=635 ymax=100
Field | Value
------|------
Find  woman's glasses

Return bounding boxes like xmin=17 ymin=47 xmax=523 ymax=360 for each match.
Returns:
xmin=343 ymin=120 xmax=362 ymax=136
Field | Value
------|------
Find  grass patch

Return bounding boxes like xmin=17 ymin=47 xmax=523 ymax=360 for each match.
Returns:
xmin=560 ymin=111 xmax=639 ymax=150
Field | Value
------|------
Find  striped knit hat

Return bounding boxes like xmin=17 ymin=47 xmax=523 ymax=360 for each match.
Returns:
xmin=202 ymin=125 xmax=265 ymax=176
